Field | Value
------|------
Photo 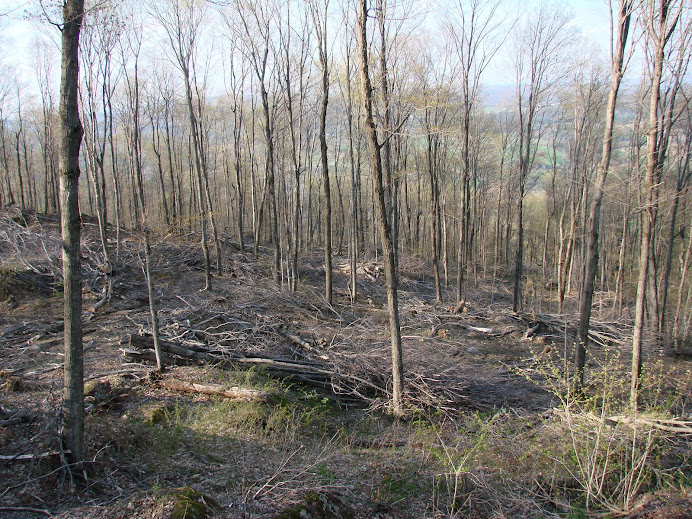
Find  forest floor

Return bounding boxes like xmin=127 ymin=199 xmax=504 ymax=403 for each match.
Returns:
xmin=1 ymin=207 xmax=692 ymax=519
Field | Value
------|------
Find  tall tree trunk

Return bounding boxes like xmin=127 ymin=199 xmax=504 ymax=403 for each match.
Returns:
xmin=665 ymin=138 xmax=691 ymax=345
xmin=358 ymin=0 xmax=404 ymax=414
xmin=346 ymin=49 xmax=359 ymax=303
xmin=151 ymin=120 xmax=170 ymax=227
xmin=654 ymin=33 xmax=690 ymax=340
xmin=320 ymin=86 xmax=333 ymax=303
xmin=513 ymin=181 xmax=526 ymax=312
xmin=1 ymin=118 xmax=15 ymax=207
xmin=126 ymin=48 xmax=165 ymax=373
xmin=234 ymin=129 xmax=245 ymax=251
xmin=195 ymin=92 xmax=223 ymax=276
xmin=673 ymin=210 xmax=692 ymax=347
xmin=426 ymin=116 xmax=442 ymax=303
xmin=282 ymin=30 xmax=301 ymax=292
xmin=576 ymin=0 xmax=632 ymax=388
xmin=163 ymin=97 xmax=178 ymax=225
xmin=261 ymin=85 xmax=281 ymax=285
xmin=376 ymin=0 xmax=397 ymax=265
xmin=457 ymin=106 xmax=471 ymax=304
xmin=313 ymin=1 xmax=332 ymax=303
xmin=88 ymin=155 xmax=110 ymax=267
xmin=632 ymin=0 xmax=679 ymax=408
xmin=107 ymin=95 xmax=121 ymax=258
xmin=182 ymin=75 xmax=212 ymax=290
xmin=58 ymin=0 xmax=86 ymax=465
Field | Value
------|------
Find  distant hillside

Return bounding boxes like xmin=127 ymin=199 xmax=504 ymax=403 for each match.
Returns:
xmin=481 ymin=84 xmax=515 ymax=108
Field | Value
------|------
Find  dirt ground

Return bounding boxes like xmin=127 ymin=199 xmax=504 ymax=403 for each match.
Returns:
xmin=1 ymin=209 xmax=691 ymax=518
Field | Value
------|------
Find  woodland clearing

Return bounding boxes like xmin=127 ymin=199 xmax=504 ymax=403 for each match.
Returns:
xmin=1 ymin=208 xmax=691 ymax=519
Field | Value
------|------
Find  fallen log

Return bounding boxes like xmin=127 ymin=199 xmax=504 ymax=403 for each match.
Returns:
xmin=524 ymin=323 xmax=540 ymax=339
xmin=452 ymin=300 xmax=466 ymax=314
xmin=0 ymin=507 xmax=50 ymax=517
xmin=606 ymin=415 xmax=692 ymax=434
xmin=161 ymin=378 xmax=270 ymax=401
xmin=0 ymin=322 xmax=28 ymax=340
xmin=122 ymin=346 xmax=388 ymax=398
xmin=552 ymin=408 xmax=692 ymax=435
xmin=194 ymin=314 xmax=253 ymax=332
xmin=128 ymin=333 xmax=322 ymax=369
xmin=513 ymin=311 xmax=632 ymax=348
xmin=86 ymin=276 xmax=112 ymax=312
xmin=278 ymin=328 xmax=330 ymax=360
xmin=84 ymin=367 xmax=153 ymax=382
xmin=434 ymin=315 xmax=513 ymax=337
xmin=122 ymin=334 xmax=235 ymax=363
xmin=122 ymin=348 xmax=195 ymax=367
xmin=0 ymin=450 xmax=67 ymax=461
xmin=231 ymin=358 xmax=388 ymax=397
xmin=23 ymin=364 xmax=63 ymax=376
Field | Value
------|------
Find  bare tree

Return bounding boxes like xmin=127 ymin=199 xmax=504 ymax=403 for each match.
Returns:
xmin=556 ymin=58 xmax=607 ymax=314
xmin=447 ymin=0 xmax=508 ymax=305
xmin=511 ymin=1 xmax=573 ymax=312
xmin=120 ymin=13 xmax=165 ymax=372
xmin=336 ymin=2 xmax=362 ymax=303
xmin=13 ymin=82 xmax=28 ymax=209
xmin=671 ymin=105 xmax=692 ymax=348
xmin=143 ymin=75 xmax=173 ymax=228
xmin=653 ymin=10 xmax=692 ymax=340
xmin=576 ymin=0 xmax=636 ymax=388
xmin=33 ymin=38 xmax=59 ymax=214
xmin=632 ymin=0 xmax=685 ymax=407
xmin=79 ymin=3 xmax=122 ymax=269
xmin=417 ymin=40 xmax=454 ymax=304
xmin=310 ymin=0 xmax=333 ymax=304
xmin=58 ymin=0 xmax=86 ymax=465
xmin=223 ymin=38 xmax=248 ymax=253
xmin=227 ymin=0 xmax=281 ymax=285
xmin=358 ymin=0 xmax=404 ymax=413
xmin=151 ymin=0 xmax=215 ymax=290
xmin=276 ymin=1 xmax=309 ymax=292
xmin=159 ymin=69 xmax=181 ymax=228
xmin=0 ymin=71 xmax=14 ymax=208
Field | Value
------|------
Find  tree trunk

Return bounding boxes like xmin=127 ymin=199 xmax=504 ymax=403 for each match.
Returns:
xmin=632 ymin=0 xmax=677 ymax=408
xmin=182 ymin=75 xmax=212 ymax=290
xmin=346 ymin=49 xmax=359 ymax=303
xmin=576 ymin=0 xmax=632 ymax=388
xmin=151 ymin=120 xmax=170 ymax=227
xmin=127 ymin=50 xmax=166 ymax=373
xmin=58 ymin=0 xmax=86 ymax=465
xmin=457 ymin=104 xmax=471 ymax=305
xmin=376 ymin=0 xmax=397 ymax=266
xmin=107 ymin=94 xmax=122 ymax=258
xmin=513 ymin=182 xmax=525 ymax=312
xmin=261 ymin=85 xmax=281 ymax=285
xmin=315 ymin=4 xmax=332 ymax=304
xmin=426 ymin=117 xmax=442 ymax=303
xmin=163 ymin=97 xmax=178 ymax=225
xmin=358 ymin=0 xmax=404 ymax=414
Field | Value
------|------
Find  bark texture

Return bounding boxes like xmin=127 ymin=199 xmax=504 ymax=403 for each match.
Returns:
xmin=59 ymin=0 xmax=86 ymax=463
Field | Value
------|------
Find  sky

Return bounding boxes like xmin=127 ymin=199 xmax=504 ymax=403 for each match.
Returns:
xmin=0 ymin=1 xmax=57 ymax=75
xmin=0 ymin=0 xmax=616 ymax=94
xmin=567 ymin=0 xmax=612 ymax=49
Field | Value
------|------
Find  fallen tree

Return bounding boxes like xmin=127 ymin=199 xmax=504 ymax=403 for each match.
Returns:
xmin=160 ymin=378 xmax=272 ymax=401
xmin=120 ymin=333 xmax=389 ymax=402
